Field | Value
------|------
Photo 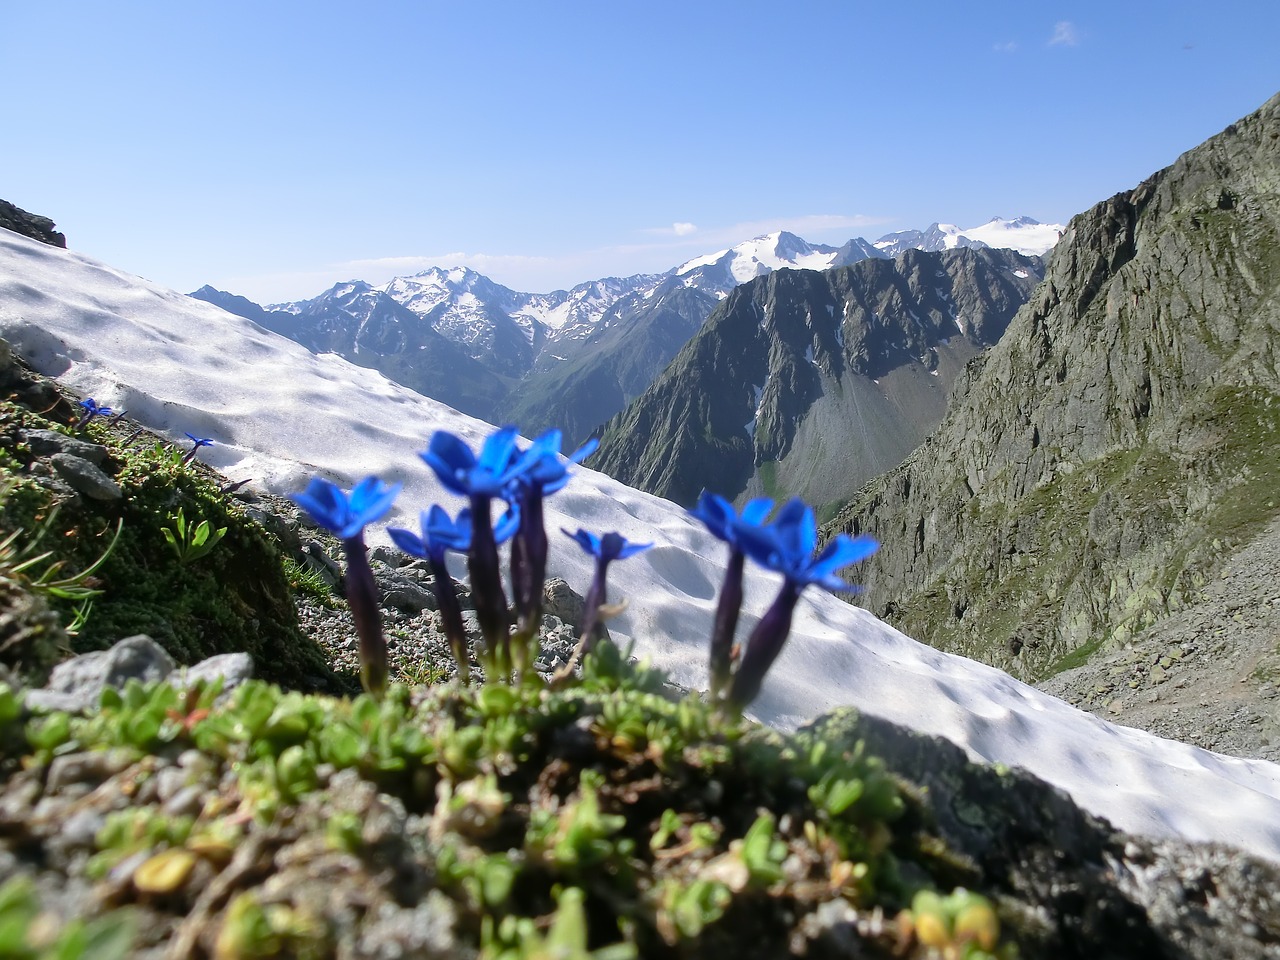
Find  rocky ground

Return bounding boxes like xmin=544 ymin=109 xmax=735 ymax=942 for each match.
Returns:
xmin=1037 ymin=515 xmax=1280 ymax=764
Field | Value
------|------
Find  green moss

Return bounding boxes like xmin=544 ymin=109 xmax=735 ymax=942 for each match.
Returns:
xmin=0 ymin=401 xmax=341 ymax=692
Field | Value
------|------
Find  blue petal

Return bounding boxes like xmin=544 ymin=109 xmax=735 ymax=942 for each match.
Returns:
xmin=348 ymin=476 xmax=400 ymax=529
xmin=477 ymin=426 xmax=520 ymax=474
xmin=422 ymin=431 xmax=479 ymax=495
xmin=563 ymin=528 xmax=601 ymax=555
xmin=690 ymin=492 xmax=735 ymax=541
xmin=290 ymin=477 xmax=348 ymax=534
xmin=616 ymin=538 xmax=654 ymax=560
xmin=492 ymin=504 xmax=521 ymax=545
xmin=809 ymin=534 xmax=879 ymax=580
xmin=740 ymin=497 xmax=774 ymax=526
xmin=564 ymin=528 xmax=650 ymax=561
xmin=568 ymin=437 xmax=598 ymax=463
xmin=388 ymin=526 xmax=431 ymax=559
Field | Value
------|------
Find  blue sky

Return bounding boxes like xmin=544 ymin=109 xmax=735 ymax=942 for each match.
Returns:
xmin=3 ymin=2 xmax=1278 ymax=303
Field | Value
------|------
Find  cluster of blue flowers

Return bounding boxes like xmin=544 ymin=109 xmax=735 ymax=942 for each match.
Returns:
xmin=291 ymin=423 xmax=876 ymax=710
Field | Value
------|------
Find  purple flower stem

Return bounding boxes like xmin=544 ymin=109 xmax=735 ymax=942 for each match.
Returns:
xmin=578 ymin=557 xmax=610 ymax=654
xmin=468 ymin=494 xmax=511 ymax=678
xmin=428 ymin=555 xmax=471 ymax=684
xmin=510 ymin=488 xmax=547 ymax=676
xmin=727 ymin=580 xmax=803 ymax=710
xmin=709 ymin=548 xmax=746 ymax=701
xmin=341 ymin=533 xmax=388 ymax=697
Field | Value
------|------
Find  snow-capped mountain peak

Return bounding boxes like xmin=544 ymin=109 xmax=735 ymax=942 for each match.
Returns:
xmin=873 ymin=217 xmax=1060 ymax=258
xmin=673 ymin=230 xmax=844 ymax=297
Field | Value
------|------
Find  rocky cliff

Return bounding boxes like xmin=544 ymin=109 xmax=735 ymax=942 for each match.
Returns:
xmin=590 ymin=248 xmax=1042 ymax=509
xmin=826 ymin=92 xmax=1280 ymax=680
xmin=0 ymin=200 xmax=65 ymax=248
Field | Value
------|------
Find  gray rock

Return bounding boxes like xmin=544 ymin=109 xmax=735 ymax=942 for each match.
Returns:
xmin=178 ymin=652 xmax=254 ymax=700
xmin=49 ymin=453 xmax=122 ymax=500
xmin=799 ymin=707 xmax=1280 ymax=959
xmin=378 ymin=569 xmax=437 ymax=613
xmin=34 ymin=635 xmax=175 ymax=712
xmin=543 ymin=577 xmax=585 ymax=629
xmin=0 ymin=199 xmax=66 ymax=247
xmin=21 ymin=429 xmax=109 ymax=464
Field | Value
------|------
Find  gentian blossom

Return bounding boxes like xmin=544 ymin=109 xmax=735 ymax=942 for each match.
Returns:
xmin=562 ymin=529 xmax=652 ymax=660
xmin=291 ymin=475 xmax=400 ymax=695
xmin=420 ymin=426 xmax=530 ymax=676
xmin=75 ymin=398 xmax=113 ymax=430
xmin=181 ymin=432 xmax=214 ymax=465
xmin=389 ymin=504 xmax=517 ymax=683
xmin=505 ymin=429 xmax=598 ymax=672
xmin=727 ymin=499 xmax=878 ymax=709
xmin=689 ymin=492 xmax=774 ymax=700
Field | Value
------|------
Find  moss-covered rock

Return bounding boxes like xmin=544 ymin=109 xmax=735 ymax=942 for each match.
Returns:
xmin=0 ymin=349 xmax=341 ymax=693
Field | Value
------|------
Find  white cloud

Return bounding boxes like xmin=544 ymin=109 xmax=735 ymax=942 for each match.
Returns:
xmin=993 ymin=40 xmax=1018 ymax=53
xmin=1049 ymin=20 xmax=1079 ymax=46
xmin=672 ymin=222 xmax=698 ymax=236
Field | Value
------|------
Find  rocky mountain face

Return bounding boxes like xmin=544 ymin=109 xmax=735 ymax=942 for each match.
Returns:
xmin=825 ymin=92 xmax=1280 ymax=682
xmin=589 ymin=247 xmax=1043 ymax=509
xmin=497 ymin=277 xmax=719 ymax=448
xmin=0 ymin=199 xmax=65 ymax=248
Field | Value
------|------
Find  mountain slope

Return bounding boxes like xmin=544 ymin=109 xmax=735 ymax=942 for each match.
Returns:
xmin=590 ymin=247 xmax=1043 ymax=509
xmin=497 ymin=278 xmax=718 ymax=447
xmin=825 ymin=91 xmax=1280 ymax=681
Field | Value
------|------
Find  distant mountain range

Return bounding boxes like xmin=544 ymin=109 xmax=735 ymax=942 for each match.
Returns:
xmin=191 ymin=217 xmax=1061 ymax=445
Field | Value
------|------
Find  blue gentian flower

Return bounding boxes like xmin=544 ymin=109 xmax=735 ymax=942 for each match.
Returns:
xmin=562 ymin=529 xmax=652 ymax=659
xmin=421 ymin=426 xmax=527 ymax=498
xmin=420 ymin=427 xmax=532 ymax=676
xmin=75 ymin=398 xmax=114 ymax=430
xmin=291 ymin=476 xmax=401 ymax=696
xmin=689 ymin=492 xmax=774 ymax=700
xmin=291 ymin=476 xmax=400 ymax=540
xmin=388 ymin=504 xmax=504 ymax=684
xmin=506 ymin=429 xmax=599 ymax=672
xmin=181 ymin=432 xmax=214 ymax=465
xmin=727 ymin=498 xmax=877 ymax=709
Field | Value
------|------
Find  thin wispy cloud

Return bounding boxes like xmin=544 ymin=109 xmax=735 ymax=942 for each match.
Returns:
xmin=641 ymin=222 xmax=700 ymax=237
xmin=993 ymin=41 xmax=1018 ymax=53
xmin=1049 ymin=21 xmax=1079 ymax=46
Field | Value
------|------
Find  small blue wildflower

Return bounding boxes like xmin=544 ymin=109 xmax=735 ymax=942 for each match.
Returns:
xmin=506 ymin=429 xmax=599 ymax=672
xmin=420 ymin=427 xmax=532 ymax=676
xmin=389 ymin=504 xmax=505 ymax=684
xmin=291 ymin=476 xmax=400 ymax=540
xmin=689 ymin=492 xmax=774 ymax=700
xmin=727 ymin=498 xmax=877 ymax=709
xmin=181 ymin=432 xmax=214 ymax=465
xmin=75 ymin=398 xmax=114 ymax=430
xmin=290 ymin=476 xmax=401 ymax=696
xmin=421 ymin=426 xmax=527 ymax=498
xmin=562 ymin=529 xmax=652 ymax=661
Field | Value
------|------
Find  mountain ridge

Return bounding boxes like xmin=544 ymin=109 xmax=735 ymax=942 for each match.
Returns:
xmin=589 ymin=246 xmax=1044 ymax=509
xmin=823 ymin=91 xmax=1280 ymax=684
